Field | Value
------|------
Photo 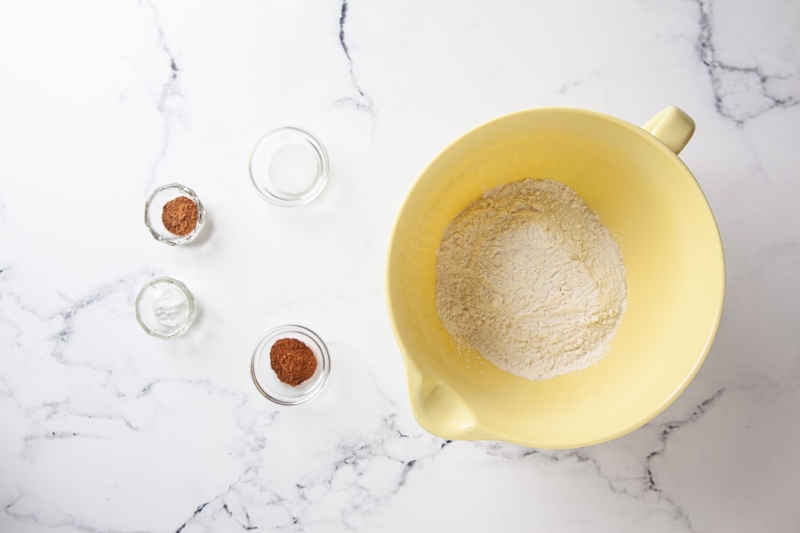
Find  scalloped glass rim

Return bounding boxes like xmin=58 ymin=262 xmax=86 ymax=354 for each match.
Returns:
xmin=144 ymin=183 xmax=206 ymax=246
xmin=135 ymin=277 xmax=196 ymax=339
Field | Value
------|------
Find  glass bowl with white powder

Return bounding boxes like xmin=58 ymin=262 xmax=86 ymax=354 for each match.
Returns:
xmin=135 ymin=277 xmax=196 ymax=339
xmin=248 ymin=127 xmax=329 ymax=206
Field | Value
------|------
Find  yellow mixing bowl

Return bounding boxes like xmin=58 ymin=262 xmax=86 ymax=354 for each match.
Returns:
xmin=386 ymin=107 xmax=725 ymax=449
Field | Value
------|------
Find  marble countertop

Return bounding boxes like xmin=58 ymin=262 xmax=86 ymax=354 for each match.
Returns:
xmin=1 ymin=0 xmax=799 ymax=531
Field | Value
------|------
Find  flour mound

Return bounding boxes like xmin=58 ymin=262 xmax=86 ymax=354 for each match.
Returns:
xmin=435 ymin=179 xmax=627 ymax=381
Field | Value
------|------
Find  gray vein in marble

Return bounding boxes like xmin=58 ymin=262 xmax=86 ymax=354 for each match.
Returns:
xmin=221 ymin=502 xmax=258 ymax=531
xmin=473 ymin=387 xmax=727 ymax=532
xmin=175 ymin=502 xmax=210 ymax=533
xmin=0 ymin=295 xmax=26 ymax=350
xmin=7 ymin=384 xmax=151 ymax=464
xmin=642 ymin=388 xmax=725 ymax=531
xmin=557 ymin=71 xmax=603 ymax=95
xmin=4 ymin=379 xmax=275 ymax=532
xmin=302 ymin=386 xmax=447 ymax=528
xmin=4 ymin=491 xmax=150 ymax=533
xmin=0 ymin=269 xmax=53 ymax=325
xmin=337 ymin=0 xmax=375 ymax=118
xmin=168 ymin=394 xmax=286 ymax=531
xmin=51 ymin=275 xmax=142 ymax=367
xmin=694 ymin=0 xmax=800 ymax=124
xmin=172 ymin=466 xmax=294 ymax=533
xmin=170 ymin=383 xmax=445 ymax=532
xmin=140 ymin=0 xmax=182 ymax=187
xmin=3 ymin=272 xmax=268 ymax=467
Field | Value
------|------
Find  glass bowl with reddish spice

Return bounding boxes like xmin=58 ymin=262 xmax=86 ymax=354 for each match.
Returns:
xmin=145 ymin=183 xmax=205 ymax=245
xmin=250 ymin=325 xmax=331 ymax=405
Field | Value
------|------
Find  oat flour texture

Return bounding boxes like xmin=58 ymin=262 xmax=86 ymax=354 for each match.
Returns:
xmin=436 ymin=179 xmax=627 ymax=381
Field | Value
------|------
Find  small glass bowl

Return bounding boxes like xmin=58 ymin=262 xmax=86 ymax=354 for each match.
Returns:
xmin=249 ymin=127 xmax=329 ymax=207
xmin=251 ymin=325 xmax=331 ymax=405
xmin=145 ymin=184 xmax=205 ymax=245
xmin=135 ymin=277 xmax=196 ymax=339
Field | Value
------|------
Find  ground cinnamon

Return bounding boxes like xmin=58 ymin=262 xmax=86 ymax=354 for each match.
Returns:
xmin=270 ymin=338 xmax=317 ymax=386
xmin=162 ymin=196 xmax=199 ymax=236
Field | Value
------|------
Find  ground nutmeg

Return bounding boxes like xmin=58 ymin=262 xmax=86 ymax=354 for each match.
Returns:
xmin=270 ymin=338 xmax=317 ymax=386
xmin=162 ymin=196 xmax=199 ymax=236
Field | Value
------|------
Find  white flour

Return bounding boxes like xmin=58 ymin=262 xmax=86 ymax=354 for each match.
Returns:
xmin=436 ymin=179 xmax=627 ymax=381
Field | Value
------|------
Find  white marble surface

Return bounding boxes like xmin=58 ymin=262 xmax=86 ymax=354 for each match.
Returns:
xmin=1 ymin=0 xmax=799 ymax=531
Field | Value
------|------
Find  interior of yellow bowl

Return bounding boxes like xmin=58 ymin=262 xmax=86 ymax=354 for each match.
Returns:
xmin=386 ymin=108 xmax=725 ymax=449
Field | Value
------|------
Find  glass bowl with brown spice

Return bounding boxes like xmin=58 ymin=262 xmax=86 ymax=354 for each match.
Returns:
xmin=251 ymin=325 xmax=331 ymax=405
xmin=145 ymin=183 xmax=205 ymax=245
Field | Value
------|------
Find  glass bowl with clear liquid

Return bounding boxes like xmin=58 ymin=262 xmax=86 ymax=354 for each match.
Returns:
xmin=249 ymin=127 xmax=329 ymax=207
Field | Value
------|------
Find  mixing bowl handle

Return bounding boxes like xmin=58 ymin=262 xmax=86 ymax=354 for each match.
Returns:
xmin=641 ymin=106 xmax=695 ymax=155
